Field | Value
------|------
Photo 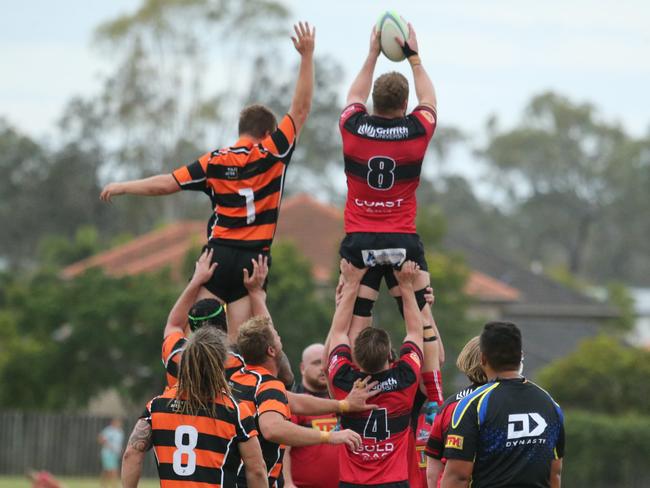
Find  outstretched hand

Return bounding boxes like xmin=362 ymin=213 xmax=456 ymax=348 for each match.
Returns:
xmin=394 ymin=260 xmax=420 ymax=288
xmin=345 ymin=376 xmax=380 ymax=411
xmin=396 ymin=21 xmax=418 ymax=58
xmin=424 ymin=286 xmax=435 ymax=306
xmin=191 ymin=248 xmax=218 ymax=285
xmin=340 ymin=259 xmax=366 ymax=286
xmin=99 ymin=183 xmax=124 ymax=203
xmin=243 ymin=254 xmax=269 ymax=292
xmin=369 ymin=26 xmax=380 ymax=58
xmin=291 ymin=21 xmax=315 ymax=57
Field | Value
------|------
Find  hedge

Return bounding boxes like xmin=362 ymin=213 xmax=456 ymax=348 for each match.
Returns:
xmin=563 ymin=410 xmax=650 ymax=487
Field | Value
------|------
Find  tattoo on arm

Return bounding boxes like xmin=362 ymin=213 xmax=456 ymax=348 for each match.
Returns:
xmin=128 ymin=419 xmax=153 ymax=452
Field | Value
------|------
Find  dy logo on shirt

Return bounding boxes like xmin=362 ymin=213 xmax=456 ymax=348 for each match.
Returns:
xmin=507 ymin=413 xmax=547 ymax=440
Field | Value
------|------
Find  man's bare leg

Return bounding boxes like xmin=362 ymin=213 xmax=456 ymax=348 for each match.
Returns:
xmin=389 ymin=270 xmax=445 ymax=364
xmin=348 ymin=284 xmax=379 ymax=347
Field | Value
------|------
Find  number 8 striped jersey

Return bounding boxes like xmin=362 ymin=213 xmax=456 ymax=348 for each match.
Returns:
xmin=172 ymin=115 xmax=296 ymax=250
xmin=328 ymin=342 xmax=423 ymax=487
xmin=141 ymin=386 xmax=258 ymax=488
xmin=339 ymin=103 xmax=436 ymax=234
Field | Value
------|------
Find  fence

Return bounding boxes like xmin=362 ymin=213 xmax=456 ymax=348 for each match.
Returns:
xmin=0 ymin=411 xmax=157 ymax=477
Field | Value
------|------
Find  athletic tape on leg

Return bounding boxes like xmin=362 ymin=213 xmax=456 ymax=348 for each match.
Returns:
xmin=353 ymin=297 xmax=375 ymax=317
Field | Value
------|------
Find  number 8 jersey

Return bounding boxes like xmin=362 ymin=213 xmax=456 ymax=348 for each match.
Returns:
xmin=339 ymin=103 xmax=436 ymax=234
xmin=141 ymin=386 xmax=258 ymax=487
xmin=328 ymin=341 xmax=423 ymax=488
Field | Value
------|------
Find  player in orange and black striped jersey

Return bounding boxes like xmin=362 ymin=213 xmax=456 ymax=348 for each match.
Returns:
xmin=100 ymin=22 xmax=316 ymax=341
xmin=231 ymin=316 xmax=363 ymax=488
xmin=122 ymin=327 xmax=268 ymax=488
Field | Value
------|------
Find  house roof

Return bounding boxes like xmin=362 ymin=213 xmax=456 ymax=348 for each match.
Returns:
xmin=62 ymin=194 xmax=523 ymax=304
xmin=61 ymin=221 xmax=206 ymax=281
xmin=443 ymin=233 xmax=615 ymax=315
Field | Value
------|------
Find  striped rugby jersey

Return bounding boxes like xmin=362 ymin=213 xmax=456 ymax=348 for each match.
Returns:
xmin=229 ymin=364 xmax=292 ymax=487
xmin=161 ymin=332 xmax=245 ymax=390
xmin=142 ymin=387 xmax=258 ymax=488
xmin=172 ymin=115 xmax=296 ymax=250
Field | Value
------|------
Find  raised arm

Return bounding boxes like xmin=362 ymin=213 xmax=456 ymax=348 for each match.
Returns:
xmin=243 ymin=255 xmax=294 ymax=387
xmin=346 ymin=27 xmax=380 ymax=105
xmin=243 ymin=255 xmax=270 ymax=319
xmin=394 ymin=261 xmax=424 ymax=351
xmin=327 ymin=260 xmax=366 ymax=356
xmin=164 ymin=249 xmax=217 ymax=338
xmin=397 ymin=22 xmax=437 ymax=111
xmin=100 ymin=174 xmax=179 ymax=202
xmin=288 ymin=22 xmax=315 ymax=136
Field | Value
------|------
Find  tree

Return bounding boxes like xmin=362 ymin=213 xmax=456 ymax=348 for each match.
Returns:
xmin=0 ymin=120 xmax=109 ymax=269
xmin=246 ymin=54 xmax=346 ymax=199
xmin=478 ymin=92 xmax=650 ymax=283
xmin=54 ymin=0 xmax=291 ymax=237
xmin=0 ymin=268 xmax=179 ymax=410
xmin=266 ymin=241 xmax=332 ymax=369
xmin=538 ymin=335 xmax=650 ymax=415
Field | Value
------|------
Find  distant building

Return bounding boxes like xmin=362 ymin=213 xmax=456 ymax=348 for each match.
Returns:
xmin=63 ymin=193 xmax=617 ymax=377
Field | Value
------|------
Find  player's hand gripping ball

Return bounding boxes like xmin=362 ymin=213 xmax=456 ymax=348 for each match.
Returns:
xmin=376 ymin=11 xmax=410 ymax=61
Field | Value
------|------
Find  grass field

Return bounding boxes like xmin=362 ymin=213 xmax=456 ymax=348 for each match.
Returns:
xmin=0 ymin=477 xmax=159 ymax=488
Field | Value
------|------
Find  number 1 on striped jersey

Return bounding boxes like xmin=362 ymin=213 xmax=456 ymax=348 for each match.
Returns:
xmin=238 ymin=188 xmax=256 ymax=224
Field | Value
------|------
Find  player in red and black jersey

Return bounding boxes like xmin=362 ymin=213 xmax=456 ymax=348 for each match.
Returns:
xmin=122 ymin=327 xmax=268 ymax=488
xmin=338 ymin=22 xmax=443 ymax=361
xmin=100 ymin=23 xmax=316 ymax=341
xmin=425 ymin=336 xmax=487 ymax=488
xmin=283 ymin=343 xmax=340 ymax=488
xmin=327 ymin=259 xmax=426 ymax=488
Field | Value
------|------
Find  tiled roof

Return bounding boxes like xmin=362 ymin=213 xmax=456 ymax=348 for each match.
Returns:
xmin=275 ymin=193 xmax=344 ymax=282
xmin=61 ymin=221 xmax=206 ymax=280
xmin=61 ymin=194 xmax=521 ymax=304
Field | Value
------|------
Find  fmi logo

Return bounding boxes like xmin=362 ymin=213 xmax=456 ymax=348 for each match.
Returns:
xmin=507 ymin=413 xmax=547 ymax=440
xmin=445 ymin=435 xmax=464 ymax=450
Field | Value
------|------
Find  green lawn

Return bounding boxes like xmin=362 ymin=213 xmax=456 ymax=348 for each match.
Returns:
xmin=0 ymin=477 xmax=159 ymax=488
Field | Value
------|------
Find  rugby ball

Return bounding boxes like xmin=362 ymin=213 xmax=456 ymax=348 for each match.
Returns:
xmin=376 ymin=11 xmax=409 ymax=62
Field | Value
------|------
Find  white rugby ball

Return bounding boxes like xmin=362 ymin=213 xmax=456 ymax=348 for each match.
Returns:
xmin=376 ymin=11 xmax=409 ymax=62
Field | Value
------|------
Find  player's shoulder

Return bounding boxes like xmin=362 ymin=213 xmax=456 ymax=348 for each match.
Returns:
xmin=526 ymin=380 xmax=564 ymax=418
xmin=246 ymin=365 xmax=285 ymax=392
xmin=451 ymin=382 xmax=501 ymax=428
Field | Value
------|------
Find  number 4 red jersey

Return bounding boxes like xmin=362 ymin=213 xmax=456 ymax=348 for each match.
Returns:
xmin=328 ymin=342 xmax=423 ymax=487
xmin=340 ymin=103 xmax=436 ymax=234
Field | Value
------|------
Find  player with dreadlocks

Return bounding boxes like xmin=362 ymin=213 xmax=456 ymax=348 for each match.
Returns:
xmin=122 ymin=327 xmax=267 ymax=488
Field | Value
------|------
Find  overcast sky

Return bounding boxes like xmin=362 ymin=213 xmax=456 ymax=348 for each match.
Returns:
xmin=2 ymin=0 xmax=649 ymax=142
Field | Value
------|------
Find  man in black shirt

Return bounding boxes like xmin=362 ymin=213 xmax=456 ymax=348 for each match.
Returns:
xmin=441 ymin=321 xmax=564 ymax=488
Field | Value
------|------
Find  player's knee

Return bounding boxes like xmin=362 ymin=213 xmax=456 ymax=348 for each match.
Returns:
xmin=394 ymin=296 xmax=404 ymax=317
xmin=354 ymin=297 xmax=375 ymax=317
xmin=415 ymin=288 xmax=428 ymax=311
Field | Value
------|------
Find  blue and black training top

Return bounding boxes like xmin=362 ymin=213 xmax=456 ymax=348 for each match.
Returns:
xmin=443 ymin=377 xmax=564 ymax=488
